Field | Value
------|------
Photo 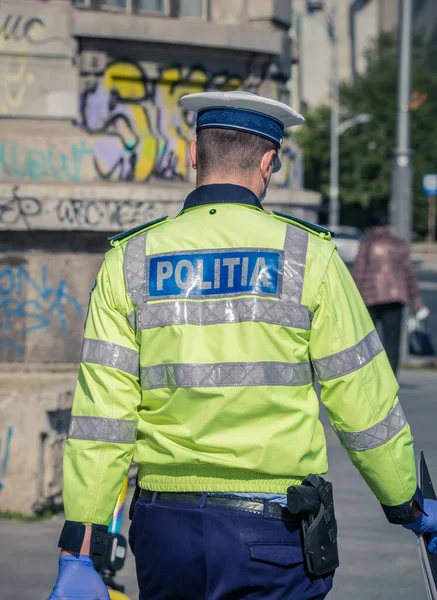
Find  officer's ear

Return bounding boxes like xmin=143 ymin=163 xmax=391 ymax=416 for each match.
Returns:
xmin=260 ymin=149 xmax=276 ymax=180
xmin=189 ymin=140 xmax=197 ymax=170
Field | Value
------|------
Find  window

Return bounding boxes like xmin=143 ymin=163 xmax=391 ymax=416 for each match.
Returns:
xmin=179 ymin=0 xmax=204 ymax=18
xmin=137 ymin=0 xmax=166 ymax=12
xmin=101 ymin=0 xmax=127 ymax=8
xmin=75 ymin=0 xmax=205 ymax=17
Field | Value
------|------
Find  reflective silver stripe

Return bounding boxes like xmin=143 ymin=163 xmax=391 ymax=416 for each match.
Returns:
xmin=282 ymin=225 xmax=308 ymax=304
xmin=312 ymin=330 xmax=384 ymax=381
xmin=139 ymin=298 xmax=310 ymax=330
xmin=82 ymin=338 xmax=139 ymax=378
xmin=68 ymin=416 xmax=137 ymax=444
xmin=334 ymin=402 xmax=407 ymax=451
xmin=141 ymin=361 xmax=312 ymax=389
xmin=124 ymin=232 xmax=147 ymax=307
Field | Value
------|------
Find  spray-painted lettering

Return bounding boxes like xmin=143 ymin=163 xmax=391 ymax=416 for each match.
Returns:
xmin=0 ymin=185 xmax=41 ymax=227
xmin=79 ymin=60 xmax=302 ymax=187
xmin=0 ymin=142 xmax=93 ymax=183
xmin=0 ymin=14 xmax=45 ymax=44
xmin=0 ymin=265 xmax=83 ymax=356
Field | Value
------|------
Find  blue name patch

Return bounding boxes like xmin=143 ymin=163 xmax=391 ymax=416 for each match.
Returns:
xmin=147 ymin=250 xmax=282 ymax=299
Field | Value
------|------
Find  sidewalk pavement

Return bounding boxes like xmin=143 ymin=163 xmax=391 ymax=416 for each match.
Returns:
xmin=412 ymin=243 xmax=437 ymax=272
xmin=1 ymin=369 xmax=436 ymax=600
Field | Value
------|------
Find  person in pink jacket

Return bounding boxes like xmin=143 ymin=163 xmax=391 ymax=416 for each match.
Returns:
xmin=353 ymin=212 xmax=428 ymax=374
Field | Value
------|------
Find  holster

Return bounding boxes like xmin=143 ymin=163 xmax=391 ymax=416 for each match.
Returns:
xmin=297 ymin=475 xmax=339 ymax=576
xmin=129 ymin=481 xmax=141 ymax=520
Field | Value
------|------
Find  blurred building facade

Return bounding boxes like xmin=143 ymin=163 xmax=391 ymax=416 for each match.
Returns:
xmin=292 ymin=0 xmax=437 ymax=110
xmin=0 ymin=0 xmax=321 ymax=514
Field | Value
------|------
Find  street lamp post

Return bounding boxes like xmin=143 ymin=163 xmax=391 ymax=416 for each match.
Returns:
xmin=389 ymin=0 xmax=413 ymax=242
xmin=336 ymin=113 xmax=372 ymax=136
xmin=389 ymin=0 xmax=414 ymax=366
xmin=329 ymin=0 xmax=340 ymax=227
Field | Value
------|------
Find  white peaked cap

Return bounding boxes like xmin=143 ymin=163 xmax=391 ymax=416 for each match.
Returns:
xmin=180 ymin=91 xmax=305 ymax=129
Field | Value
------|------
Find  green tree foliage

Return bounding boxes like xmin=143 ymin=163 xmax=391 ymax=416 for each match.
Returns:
xmin=295 ymin=32 xmax=437 ymax=233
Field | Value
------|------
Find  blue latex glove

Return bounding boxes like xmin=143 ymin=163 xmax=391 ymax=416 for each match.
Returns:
xmin=48 ymin=554 xmax=110 ymax=600
xmin=403 ymin=498 xmax=437 ymax=554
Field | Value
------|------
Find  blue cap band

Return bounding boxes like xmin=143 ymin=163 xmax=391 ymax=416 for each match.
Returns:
xmin=196 ymin=107 xmax=284 ymax=147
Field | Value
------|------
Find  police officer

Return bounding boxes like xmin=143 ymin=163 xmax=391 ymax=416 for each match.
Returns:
xmin=49 ymin=92 xmax=437 ymax=600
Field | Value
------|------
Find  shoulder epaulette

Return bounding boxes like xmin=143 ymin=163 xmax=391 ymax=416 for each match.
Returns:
xmin=271 ymin=211 xmax=334 ymax=240
xmin=109 ymin=216 xmax=170 ymax=246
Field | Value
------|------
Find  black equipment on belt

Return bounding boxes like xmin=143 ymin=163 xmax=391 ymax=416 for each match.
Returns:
xmin=134 ymin=489 xmax=298 ymax=522
xmin=129 ymin=480 xmax=141 ymax=520
xmin=287 ymin=474 xmax=339 ymax=576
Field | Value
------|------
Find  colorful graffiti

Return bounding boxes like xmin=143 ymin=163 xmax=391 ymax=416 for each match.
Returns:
xmin=80 ymin=62 xmax=244 ymax=182
xmin=0 ymin=265 xmax=83 ymax=356
xmin=0 ymin=426 xmax=13 ymax=491
xmin=0 ymin=141 xmax=93 ymax=183
xmin=80 ymin=60 xmax=302 ymax=186
xmin=79 ymin=59 xmax=301 ymax=187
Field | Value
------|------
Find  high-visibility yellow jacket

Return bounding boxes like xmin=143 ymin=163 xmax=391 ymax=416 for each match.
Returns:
xmin=63 ymin=187 xmax=416 ymax=526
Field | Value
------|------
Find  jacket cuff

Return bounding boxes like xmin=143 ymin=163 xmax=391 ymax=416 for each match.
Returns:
xmin=381 ymin=486 xmax=424 ymax=524
xmin=58 ymin=521 xmax=109 ymax=555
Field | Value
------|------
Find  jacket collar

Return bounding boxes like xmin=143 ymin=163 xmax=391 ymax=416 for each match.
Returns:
xmin=183 ymin=184 xmax=263 ymax=211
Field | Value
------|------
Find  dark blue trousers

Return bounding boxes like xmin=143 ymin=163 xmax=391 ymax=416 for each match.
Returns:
xmin=129 ymin=494 xmax=334 ymax=599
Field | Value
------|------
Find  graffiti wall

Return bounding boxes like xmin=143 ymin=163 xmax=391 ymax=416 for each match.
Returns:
xmin=0 ymin=254 xmax=101 ymax=362
xmin=0 ymin=139 xmax=94 ymax=184
xmin=0 ymin=54 xmax=302 ymax=188
xmin=79 ymin=53 xmax=303 ymax=188
xmin=0 ymin=184 xmax=182 ymax=230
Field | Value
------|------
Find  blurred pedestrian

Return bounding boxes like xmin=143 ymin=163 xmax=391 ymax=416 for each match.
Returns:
xmin=353 ymin=212 xmax=429 ymax=374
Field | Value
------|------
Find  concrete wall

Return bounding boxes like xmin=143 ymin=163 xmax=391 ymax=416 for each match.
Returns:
xmin=0 ymin=0 xmax=77 ymax=118
xmin=0 ymin=0 xmax=320 ymax=515
xmin=0 ymin=369 xmax=77 ymax=515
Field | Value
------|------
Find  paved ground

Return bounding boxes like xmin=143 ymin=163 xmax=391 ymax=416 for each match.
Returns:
xmin=1 ymin=369 xmax=437 ymax=600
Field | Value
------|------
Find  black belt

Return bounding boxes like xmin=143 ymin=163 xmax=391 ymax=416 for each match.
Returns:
xmin=139 ymin=490 xmax=298 ymax=523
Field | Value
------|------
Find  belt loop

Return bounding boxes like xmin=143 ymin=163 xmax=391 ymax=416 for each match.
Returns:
xmin=152 ymin=491 xmax=158 ymax=504
xmin=199 ymin=492 xmax=208 ymax=509
xmin=263 ymin=499 xmax=269 ymax=518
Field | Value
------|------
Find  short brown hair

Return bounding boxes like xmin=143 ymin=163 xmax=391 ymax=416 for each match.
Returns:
xmin=196 ymin=128 xmax=276 ymax=180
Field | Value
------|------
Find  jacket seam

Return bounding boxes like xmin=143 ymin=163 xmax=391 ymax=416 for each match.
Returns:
xmin=309 ymin=245 xmax=336 ymax=314
xmin=384 ymin=427 xmax=412 ymax=499
xmin=85 ymin=263 xmax=116 ymax=523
